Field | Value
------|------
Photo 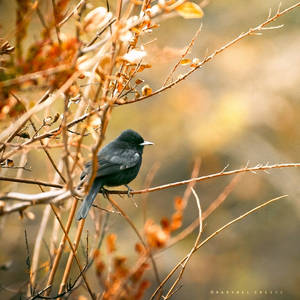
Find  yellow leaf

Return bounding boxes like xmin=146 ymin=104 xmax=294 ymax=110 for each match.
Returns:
xmin=180 ymin=58 xmax=191 ymax=65
xmin=142 ymin=85 xmax=152 ymax=96
xmin=176 ymin=2 xmax=204 ymax=19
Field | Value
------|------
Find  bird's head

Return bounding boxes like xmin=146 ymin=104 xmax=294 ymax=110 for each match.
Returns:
xmin=118 ymin=129 xmax=154 ymax=149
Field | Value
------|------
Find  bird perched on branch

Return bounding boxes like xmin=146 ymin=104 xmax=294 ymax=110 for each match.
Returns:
xmin=77 ymin=129 xmax=154 ymax=220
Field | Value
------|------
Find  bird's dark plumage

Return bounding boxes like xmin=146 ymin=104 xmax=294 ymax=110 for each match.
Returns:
xmin=77 ymin=129 xmax=153 ymax=220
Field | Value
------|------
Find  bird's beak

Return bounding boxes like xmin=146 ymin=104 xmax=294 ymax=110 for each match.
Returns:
xmin=140 ymin=141 xmax=154 ymax=146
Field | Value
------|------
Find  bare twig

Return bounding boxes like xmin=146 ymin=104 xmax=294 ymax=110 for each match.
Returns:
xmin=151 ymin=195 xmax=288 ymax=299
xmin=122 ymin=2 xmax=300 ymax=105
xmin=106 ymin=194 xmax=161 ymax=286
xmin=51 ymin=0 xmax=62 ymax=44
xmin=164 ymin=188 xmax=203 ymax=299
xmin=44 ymin=199 xmax=79 ymax=296
xmin=50 ymin=205 xmax=95 ymax=300
xmin=0 ymin=176 xmax=63 ymax=188
xmin=163 ymin=24 xmax=202 ymax=86
xmin=167 ymin=174 xmax=241 ymax=248
xmin=1 ymin=163 xmax=299 ymax=216
xmin=58 ymin=0 xmax=86 ymax=27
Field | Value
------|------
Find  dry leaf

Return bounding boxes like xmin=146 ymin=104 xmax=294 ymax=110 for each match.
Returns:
xmin=7 ymin=159 xmax=14 ymax=167
xmin=176 ymin=2 xmax=204 ymax=19
xmin=144 ymin=219 xmax=170 ymax=248
xmin=106 ymin=233 xmax=117 ymax=253
xmin=137 ymin=64 xmax=152 ymax=72
xmin=174 ymin=196 xmax=184 ymax=211
xmin=93 ymin=249 xmax=101 ymax=259
xmin=142 ymin=85 xmax=152 ymax=96
xmin=135 ymin=242 xmax=146 ymax=255
xmin=180 ymin=58 xmax=191 ymax=65
xmin=135 ymin=79 xmax=144 ymax=85
xmin=170 ymin=211 xmax=183 ymax=231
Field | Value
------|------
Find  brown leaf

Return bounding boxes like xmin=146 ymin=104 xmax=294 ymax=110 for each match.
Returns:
xmin=160 ymin=217 xmax=171 ymax=231
xmin=135 ymin=79 xmax=144 ymax=85
xmin=7 ymin=159 xmax=14 ymax=167
xmin=135 ymin=242 xmax=146 ymax=255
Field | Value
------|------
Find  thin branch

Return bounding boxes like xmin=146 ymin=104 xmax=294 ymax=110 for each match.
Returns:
xmin=0 ymin=103 xmax=108 ymax=164
xmin=105 ymin=163 xmax=300 ymax=195
xmin=44 ymin=199 xmax=78 ymax=296
xmin=0 ymin=176 xmax=63 ymax=188
xmin=164 ymin=187 xmax=202 ymax=299
xmin=51 ymin=0 xmax=62 ymax=44
xmin=121 ymin=2 xmax=300 ymax=105
xmin=0 ymin=65 xmax=70 ymax=88
xmin=58 ymin=0 xmax=86 ymax=27
xmin=28 ymin=205 xmax=51 ymax=296
xmin=50 ymin=205 xmax=95 ymax=300
xmin=163 ymin=24 xmax=202 ymax=86
xmin=106 ymin=194 xmax=161 ymax=286
xmin=0 ymin=90 xmax=51 ymax=154
xmin=151 ymin=194 xmax=288 ymax=299
xmin=1 ymin=163 xmax=299 ymax=215
xmin=167 ymin=173 xmax=241 ymax=248
xmin=0 ymin=71 xmax=80 ymax=145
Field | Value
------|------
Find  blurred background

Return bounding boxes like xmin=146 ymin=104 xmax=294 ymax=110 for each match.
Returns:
xmin=0 ymin=0 xmax=300 ymax=299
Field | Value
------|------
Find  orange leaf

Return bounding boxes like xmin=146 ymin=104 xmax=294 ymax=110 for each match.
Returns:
xmin=160 ymin=217 xmax=171 ymax=231
xmin=137 ymin=64 xmax=152 ymax=72
xmin=142 ymin=85 xmax=152 ymax=96
xmin=93 ymin=249 xmax=101 ymax=259
xmin=170 ymin=211 xmax=183 ymax=231
xmin=144 ymin=219 xmax=170 ymax=248
xmin=176 ymin=2 xmax=204 ymax=19
xmin=135 ymin=78 xmax=144 ymax=85
xmin=174 ymin=196 xmax=184 ymax=211
xmin=180 ymin=58 xmax=191 ymax=65
xmin=96 ymin=261 xmax=105 ymax=276
xmin=106 ymin=233 xmax=117 ymax=253
xmin=135 ymin=242 xmax=146 ymax=255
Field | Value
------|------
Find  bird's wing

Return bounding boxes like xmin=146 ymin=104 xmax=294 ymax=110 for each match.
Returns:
xmin=80 ymin=148 xmax=140 ymax=180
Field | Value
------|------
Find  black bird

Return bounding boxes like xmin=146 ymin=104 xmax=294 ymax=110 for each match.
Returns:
xmin=77 ymin=129 xmax=153 ymax=220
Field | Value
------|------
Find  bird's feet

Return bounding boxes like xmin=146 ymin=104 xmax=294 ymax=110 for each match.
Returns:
xmin=124 ymin=185 xmax=133 ymax=198
xmin=100 ymin=187 xmax=109 ymax=198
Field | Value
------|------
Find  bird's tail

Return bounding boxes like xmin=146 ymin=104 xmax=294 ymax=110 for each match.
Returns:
xmin=77 ymin=180 xmax=101 ymax=220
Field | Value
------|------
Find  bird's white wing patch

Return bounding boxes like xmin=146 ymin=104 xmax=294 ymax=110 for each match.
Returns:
xmin=110 ymin=152 xmax=140 ymax=170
